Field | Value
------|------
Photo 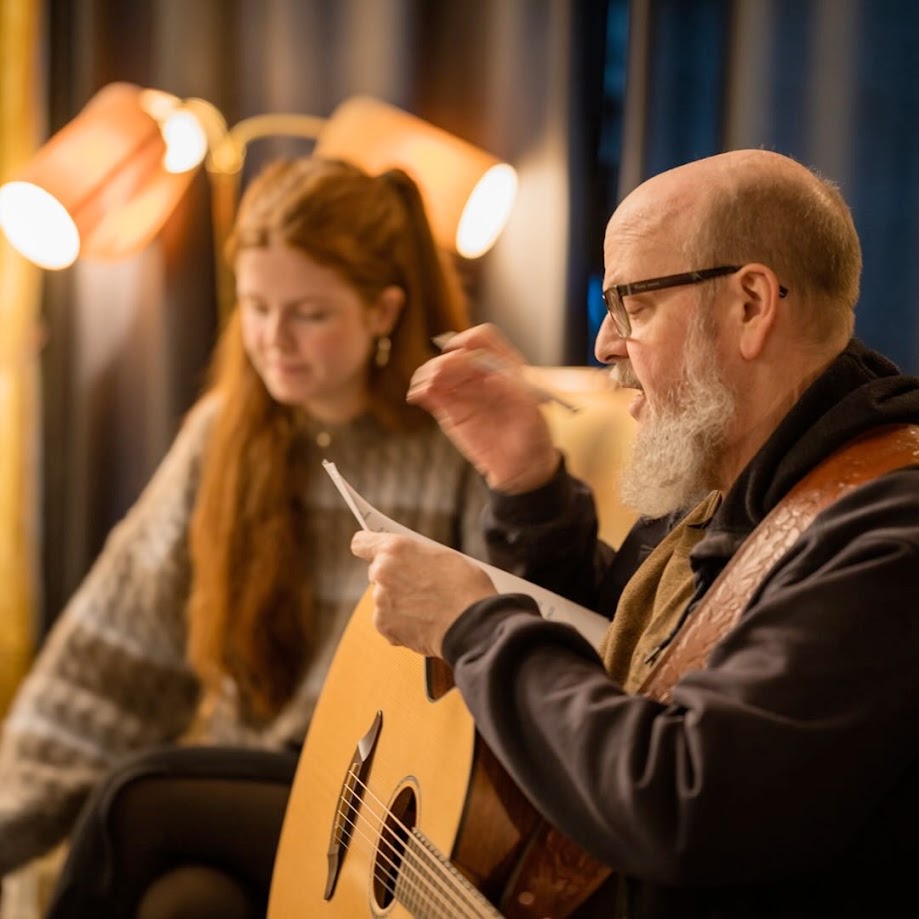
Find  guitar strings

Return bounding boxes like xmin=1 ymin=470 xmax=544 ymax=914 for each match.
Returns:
xmin=334 ymin=793 xmax=478 ymax=917
xmin=333 ymin=810 xmax=465 ymax=918
xmin=334 ymin=795 xmax=445 ymax=907
xmin=320 ymin=755 xmax=480 ymax=917
xmin=335 ymin=798 xmax=492 ymax=918
xmin=332 ymin=764 xmax=500 ymax=916
xmin=335 ymin=768 xmax=492 ymax=917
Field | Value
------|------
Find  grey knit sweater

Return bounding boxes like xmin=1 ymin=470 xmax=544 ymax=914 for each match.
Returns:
xmin=0 ymin=395 xmax=487 ymax=876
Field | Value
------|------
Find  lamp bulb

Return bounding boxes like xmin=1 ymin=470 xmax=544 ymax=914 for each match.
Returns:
xmin=455 ymin=163 xmax=518 ymax=259
xmin=162 ymin=110 xmax=208 ymax=173
xmin=0 ymin=181 xmax=80 ymax=269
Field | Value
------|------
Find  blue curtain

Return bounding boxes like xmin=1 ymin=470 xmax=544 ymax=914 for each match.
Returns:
xmin=847 ymin=3 xmax=919 ymax=372
xmin=586 ymin=0 xmax=919 ymax=373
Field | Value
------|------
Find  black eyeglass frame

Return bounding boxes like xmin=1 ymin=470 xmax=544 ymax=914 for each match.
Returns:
xmin=602 ymin=265 xmax=788 ymax=338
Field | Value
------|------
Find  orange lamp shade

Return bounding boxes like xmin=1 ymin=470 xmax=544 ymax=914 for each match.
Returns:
xmin=0 ymin=82 xmax=201 ymax=269
xmin=315 ymin=96 xmax=517 ymax=258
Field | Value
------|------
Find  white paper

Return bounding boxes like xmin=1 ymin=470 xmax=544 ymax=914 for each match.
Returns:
xmin=323 ymin=460 xmax=610 ymax=650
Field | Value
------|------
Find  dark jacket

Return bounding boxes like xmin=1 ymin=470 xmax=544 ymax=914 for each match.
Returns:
xmin=442 ymin=340 xmax=919 ymax=918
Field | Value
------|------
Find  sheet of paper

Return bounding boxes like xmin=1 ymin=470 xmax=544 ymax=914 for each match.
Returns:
xmin=323 ymin=460 xmax=610 ymax=650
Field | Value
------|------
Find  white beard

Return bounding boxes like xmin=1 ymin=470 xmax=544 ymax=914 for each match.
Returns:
xmin=617 ymin=316 xmax=737 ymax=519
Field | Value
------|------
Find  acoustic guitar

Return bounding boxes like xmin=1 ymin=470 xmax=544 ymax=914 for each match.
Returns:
xmin=267 ymin=587 xmax=610 ymax=918
xmin=268 ymin=425 xmax=919 ymax=917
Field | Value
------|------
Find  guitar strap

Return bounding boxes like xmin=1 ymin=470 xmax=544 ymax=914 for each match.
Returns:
xmin=638 ymin=422 xmax=919 ymax=701
xmin=501 ymin=423 xmax=919 ymax=918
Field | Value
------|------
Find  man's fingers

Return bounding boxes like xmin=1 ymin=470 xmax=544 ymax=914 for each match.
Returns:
xmin=350 ymin=529 xmax=379 ymax=561
xmin=351 ymin=531 xmax=426 ymax=571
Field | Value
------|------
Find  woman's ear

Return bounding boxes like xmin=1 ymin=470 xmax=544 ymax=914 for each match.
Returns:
xmin=734 ymin=263 xmax=783 ymax=361
xmin=370 ymin=286 xmax=406 ymax=336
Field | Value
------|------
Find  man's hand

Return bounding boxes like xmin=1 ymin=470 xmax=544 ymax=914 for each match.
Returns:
xmin=410 ymin=323 xmax=560 ymax=494
xmin=351 ymin=531 xmax=497 ymax=658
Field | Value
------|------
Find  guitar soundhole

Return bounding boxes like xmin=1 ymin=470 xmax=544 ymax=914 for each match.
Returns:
xmin=371 ymin=784 xmax=417 ymax=909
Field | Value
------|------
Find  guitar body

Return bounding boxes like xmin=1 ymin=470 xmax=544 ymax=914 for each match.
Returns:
xmin=268 ymin=588 xmax=611 ymax=918
xmin=268 ymin=589 xmax=529 ymax=917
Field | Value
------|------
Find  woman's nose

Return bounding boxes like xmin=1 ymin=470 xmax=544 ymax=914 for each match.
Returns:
xmin=265 ymin=311 xmax=290 ymax=345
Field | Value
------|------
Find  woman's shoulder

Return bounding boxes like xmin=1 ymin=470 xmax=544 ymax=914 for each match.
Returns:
xmin=180 ymin=390 xmax=222 ymax=439
xmin=163 ymin=391 xmax=223 ymax=462
xmin=134 ymin=392 xmax=221 ymax=504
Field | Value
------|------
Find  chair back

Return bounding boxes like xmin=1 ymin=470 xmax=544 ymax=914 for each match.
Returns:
xmin=530 ymin=366 xmax=638 ymax=548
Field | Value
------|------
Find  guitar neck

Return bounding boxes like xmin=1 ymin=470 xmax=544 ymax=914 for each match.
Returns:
xmin=393 ymin=829 xmax=503 ymax=918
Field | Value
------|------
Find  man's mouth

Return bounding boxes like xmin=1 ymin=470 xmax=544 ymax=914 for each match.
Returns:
xmin=609 ymin=363 xmax=642 ymax=391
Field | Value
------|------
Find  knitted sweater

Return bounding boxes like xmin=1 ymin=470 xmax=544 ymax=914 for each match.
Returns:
xmin=0 ymin=395 xmax=487 ymax=876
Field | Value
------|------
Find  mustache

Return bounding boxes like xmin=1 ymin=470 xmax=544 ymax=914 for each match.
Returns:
xmin=609 ymin=362 xmax=642 ymax=389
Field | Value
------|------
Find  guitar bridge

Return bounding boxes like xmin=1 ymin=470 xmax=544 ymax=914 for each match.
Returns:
xmin=324 ymin=710 xmax=382 ymax=900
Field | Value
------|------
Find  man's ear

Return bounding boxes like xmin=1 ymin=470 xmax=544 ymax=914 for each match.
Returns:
xmin=734 ymin=263 xmax=783 ymax=360
xmin=371 ymin=285 xmax=406 ymax=335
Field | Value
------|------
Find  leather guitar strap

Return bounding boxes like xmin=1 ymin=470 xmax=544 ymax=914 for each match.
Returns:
xmin=639 ymin=422 xmax=919 ymax=702
xmin=501 ymin=422 xmax=919 ymax=918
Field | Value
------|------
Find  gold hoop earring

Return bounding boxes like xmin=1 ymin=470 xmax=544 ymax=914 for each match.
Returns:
xmin=374 ymin=335 xmax=391 ymax=369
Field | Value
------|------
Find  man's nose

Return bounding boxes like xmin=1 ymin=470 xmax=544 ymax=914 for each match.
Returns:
xmin=594 ymin=313 xmax=628 ymax=364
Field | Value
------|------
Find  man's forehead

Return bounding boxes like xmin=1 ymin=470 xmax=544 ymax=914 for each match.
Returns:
xmin=602 ymin=180 xmax=700 ymax=279
xmin=603 ymin=214 xmax=680 ymax=281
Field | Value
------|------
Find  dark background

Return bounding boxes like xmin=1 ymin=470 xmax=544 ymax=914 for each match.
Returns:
xmin=37 ymin=0 xmax=919 ymax=629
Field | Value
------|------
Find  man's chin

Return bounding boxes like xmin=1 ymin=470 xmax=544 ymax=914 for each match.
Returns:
xmin=620 ymin=470 xmax=707 ymax=519
xmin=619 ymin=424 xmax=712 ymax=519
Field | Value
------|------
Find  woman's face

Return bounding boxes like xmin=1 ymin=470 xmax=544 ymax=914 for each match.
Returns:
xmin=237 ymin=242 xmax=396 ymax=423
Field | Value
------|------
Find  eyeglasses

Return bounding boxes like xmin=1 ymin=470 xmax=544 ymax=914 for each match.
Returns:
xmin=602 ymin=265 xmax=789 ymax=338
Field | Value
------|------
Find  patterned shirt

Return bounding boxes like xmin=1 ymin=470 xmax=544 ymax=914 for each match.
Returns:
xmin=0 ymin=395 xmax=487 ymax=875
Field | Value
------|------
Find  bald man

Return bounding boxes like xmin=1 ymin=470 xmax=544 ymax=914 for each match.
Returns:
xmin=352 ymin=150 xmax=919 ymax=917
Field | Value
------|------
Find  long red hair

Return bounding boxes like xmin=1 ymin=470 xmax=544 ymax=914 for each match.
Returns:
xmin=187 ymin=157 xmax=469 ymax=720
